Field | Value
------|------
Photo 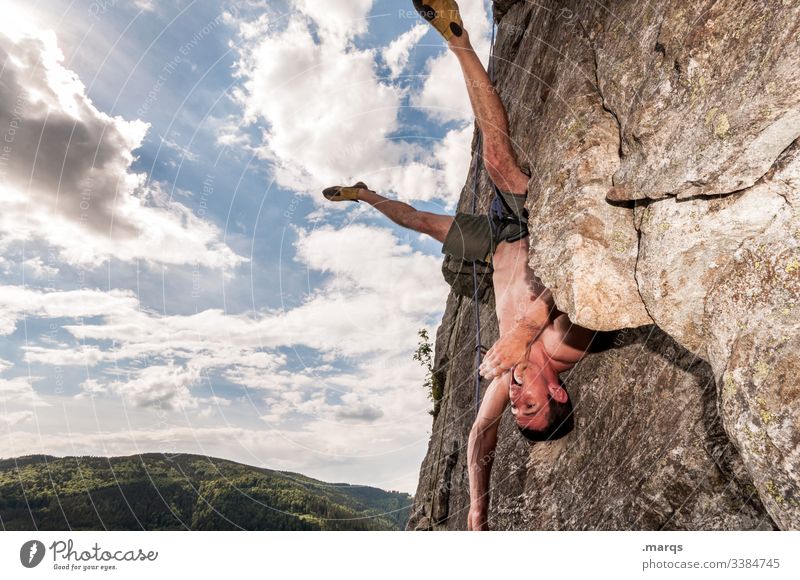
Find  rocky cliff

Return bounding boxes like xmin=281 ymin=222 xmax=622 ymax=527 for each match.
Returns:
xmin=409 ymin=0 xmax=799 ymax=530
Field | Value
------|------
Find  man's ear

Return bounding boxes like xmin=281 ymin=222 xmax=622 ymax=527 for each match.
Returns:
xmin=548 ymin=380 xmax=569 ymax=403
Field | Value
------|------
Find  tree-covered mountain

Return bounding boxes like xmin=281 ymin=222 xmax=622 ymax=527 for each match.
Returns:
xmin=0 ymin=454 xmax=411 ymax=530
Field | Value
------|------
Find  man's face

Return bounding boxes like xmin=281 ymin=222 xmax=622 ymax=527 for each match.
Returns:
xmin=508 ymin=362 xmax=552 ymax=431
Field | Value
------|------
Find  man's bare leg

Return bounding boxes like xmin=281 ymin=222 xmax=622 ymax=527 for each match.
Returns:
xmin=448 ymin=30 xmax=529 ymax=194
xmin=355 ymin=187 xmax=453 ymax=243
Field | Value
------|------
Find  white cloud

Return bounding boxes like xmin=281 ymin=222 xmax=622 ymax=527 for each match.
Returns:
xmin=55 ymin=226 xmax=446 ymax=360
xmin=22 ymin=257 xmax=59 ymax=279
xmin=159 ymin=135 xmax=200 ymax=162
xmin=22 ymin=344 xmax=105 ymax=366
xmin=110 ymin=362 xmax=202 ymax=410
xmin=334 ymin=402 xmax=383 ymax=423
xmin=3 ymin=225 xmax=448 ymax=419
xmin=228 ymin=2 xmax=485 ymax=206
xmin=0 ymin=376 xmax=49 ymax=407
xmin=410 ymin=0 xmax=492 ymax=123
xmin=134 ymin=0 xmax=157 ymax=12
xmin=0 ymin=2 xmax=485 ymax=492
xmin=294 ymin=224 xmax=446 ymax=311
xmin=294 ymin=0 xmax=375 ymax=44
xmin=0 ymin=285 xmax=140 ymax=336
xmin=0 ymin=19 xmax=244 ymax=270
xmin=0 ymin=410 xmax=34 ymax=428
xmin=411 ymin=50 xmax=472 ymax=123
xmin=2 ymin=345 xmax=436 ymax=491
xmin=232 ymin=15 xmax=405 ymax=194
xmin=78 ymin=378 xmax=107 ymax=397
xmin=382 ymin=24 xmax=428 ymax=78
xmin=435 ymin=124 xmax=475 ymax=206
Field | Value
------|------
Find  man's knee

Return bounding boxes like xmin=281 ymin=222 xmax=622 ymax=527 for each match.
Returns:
xmin=485 ymin=153 xmax=528 ymax=194
xmin=484 ymin=161 xmax=506 ymax=188
xmin=485 ymin=160 xmax=516 ymax=191
xmin=408 ymin=211 xmax=452 ymax=243
xmin=484 ymin=144 xmax=518 ymax=188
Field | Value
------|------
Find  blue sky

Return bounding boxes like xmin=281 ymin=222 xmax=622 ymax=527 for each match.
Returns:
xmin=0 ymin=0 xmax=492 ymax=492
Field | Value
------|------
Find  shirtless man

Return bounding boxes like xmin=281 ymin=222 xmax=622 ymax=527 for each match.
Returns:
xmin=322 ymin=0 xmax=596 ymax=530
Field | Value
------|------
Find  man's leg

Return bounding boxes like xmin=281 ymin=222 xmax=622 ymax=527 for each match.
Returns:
xmin=448 ymin=30 xmax=529 ymax=194
xmin=356 ymin=187 xmax=453 ymax=243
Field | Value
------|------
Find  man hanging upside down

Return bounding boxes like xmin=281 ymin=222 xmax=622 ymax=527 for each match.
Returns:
xmin=322 ymin=1 xmax=596 ymax=530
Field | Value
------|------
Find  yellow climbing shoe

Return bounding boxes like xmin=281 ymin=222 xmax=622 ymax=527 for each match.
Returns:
xmin=413 ymin=0 xmax=463 ymax=41
xmin=322 ymin=181 xmax=369 ymax=203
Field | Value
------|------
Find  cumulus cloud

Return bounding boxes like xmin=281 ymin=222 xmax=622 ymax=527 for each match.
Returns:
xmin=382 ymin=24 xmax=428 ymax=78
xmin=4 ymin=225 xmax=447 ymax=416
xmin=294 ymin=0 xmax=375 ymax=44
xmin=23 ymin=344 xmax=106 ymax=367
xmin=0 ymin=2 xmax=491 ymax=492
xmin=62 ymin=225 xmax=446 ymax=357
xmin=411 ymin=50 xmax=472 ymax=123
xmin=78 ymin=378 xmax=108 ymax=397
xmin=22 ymin=257 xmax=59 ymax=279
xmin=228 ymin=2 xmax=483 ymax=206
xmin=110 ymin=362 xmax=202 ymax=411
xmin=335 ymin=403 xmax=384 ymax=423
xmin=409 ymin=0 xmax=492 ymax=123
xmin=231 ymin=15 xmax=406 ymax=194
xmin=0 ymin=377 xmax=49 ymax=407
xmin=0 ymin=285 xmax=140 ymax=336
xmin=0 ymin=410 xmax=34 ymax=428
xmin=293 ymin=224 xmax=446 ymax=313
xmin=434 ymin=125 xmax=475 ymax=200
xmin=0 ymin=223 xmax=442 ymax=490
xmin=0 ymin=17 xmax=243 ymax=269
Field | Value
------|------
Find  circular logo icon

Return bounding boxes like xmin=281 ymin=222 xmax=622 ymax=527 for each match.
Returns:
xmin=20 ymin=540 xmax=46 ymax=568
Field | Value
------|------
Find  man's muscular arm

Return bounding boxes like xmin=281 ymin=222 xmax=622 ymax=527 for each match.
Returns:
xmin=467 ymin=374 xmax=510 ymax=530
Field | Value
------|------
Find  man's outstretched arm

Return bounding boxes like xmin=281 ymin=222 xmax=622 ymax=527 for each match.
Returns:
xmin=467 ymin=373 xmax=510 ymax=530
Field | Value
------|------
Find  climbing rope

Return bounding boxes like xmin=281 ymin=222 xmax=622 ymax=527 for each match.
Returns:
xmin=426 ymin=9 xmax=499 ymax=529
xmin=471 ymin=9 xmax=497 ymax=416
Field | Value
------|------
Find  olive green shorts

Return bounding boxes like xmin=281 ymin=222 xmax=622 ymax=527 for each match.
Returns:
xmin=441 ymin=213 xmax=494 ymax=263
xmin=440 ymin=190 xmax=529 ymax=263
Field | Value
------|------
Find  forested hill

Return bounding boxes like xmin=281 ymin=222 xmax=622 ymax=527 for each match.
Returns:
xmin=0 ymin=454 xmax=411 ymax=530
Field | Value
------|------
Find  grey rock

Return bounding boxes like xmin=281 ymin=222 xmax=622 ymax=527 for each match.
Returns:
xmin=494 ymin=0 xmax=653 ymax=330
xmin=635 ymin=165 xmax=788 ymax=354
xmin=409 ymin=0 xmax=799 ymax=530
xmin=596 ymin=0 xmax=800 ymax=202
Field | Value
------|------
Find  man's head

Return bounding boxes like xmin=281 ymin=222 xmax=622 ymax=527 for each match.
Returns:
xmin=509 ymin=363 xmax=574 ymax=442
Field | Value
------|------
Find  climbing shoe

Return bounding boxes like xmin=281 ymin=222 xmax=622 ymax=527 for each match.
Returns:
xmin=322 ymin=181 xmax=369 ymax=203
xmin=413 ymin=0 xmax=463 ymax=41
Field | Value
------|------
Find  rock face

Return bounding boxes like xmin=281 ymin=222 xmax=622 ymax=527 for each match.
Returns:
xmin=409 ymin=0 xmax=799 ymax=530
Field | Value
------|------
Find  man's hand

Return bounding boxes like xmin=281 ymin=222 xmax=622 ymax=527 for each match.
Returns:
xmin=467 ymin=376 xmax=507 ymax=532
xmin=468 ymin=505 xmax=489 ymax=531
xmin=479 ymin=328 xmax=533 ymax=380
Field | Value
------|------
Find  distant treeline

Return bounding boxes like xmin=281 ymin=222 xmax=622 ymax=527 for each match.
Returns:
xmin=0 ymin=454 xmax=412 ymax=531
